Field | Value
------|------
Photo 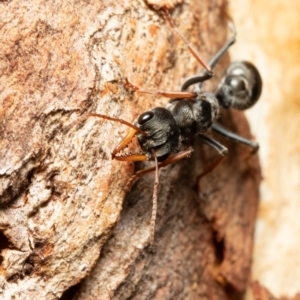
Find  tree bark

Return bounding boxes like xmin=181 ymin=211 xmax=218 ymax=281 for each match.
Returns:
xmin=230 ymin=1 xmax=300 ymax=299
xmin=0 ymin=0 xmax=260 ymax=299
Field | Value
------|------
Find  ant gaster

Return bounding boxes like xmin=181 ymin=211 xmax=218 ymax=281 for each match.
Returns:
xmin=84 ymin=9 xmax=262 ymax=244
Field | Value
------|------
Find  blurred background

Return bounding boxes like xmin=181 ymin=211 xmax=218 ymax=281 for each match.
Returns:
xmin=229 ymin=0 xmax=300 ymax=298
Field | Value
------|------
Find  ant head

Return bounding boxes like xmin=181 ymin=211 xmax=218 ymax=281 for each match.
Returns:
xmin=216 ymin=61 xmax=262 ymax=110
xmin=135 ymin=107 xmax=180 ymax=162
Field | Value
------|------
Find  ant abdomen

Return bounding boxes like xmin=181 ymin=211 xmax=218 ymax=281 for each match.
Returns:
xmin=216 ymin=61 xmax=262 ymax=110
xmin=136 ymin=107 xmax=180 ymax=162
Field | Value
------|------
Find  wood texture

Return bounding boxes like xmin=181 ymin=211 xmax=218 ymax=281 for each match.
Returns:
xmin=0 ymin=0 xmax=260 ymax=299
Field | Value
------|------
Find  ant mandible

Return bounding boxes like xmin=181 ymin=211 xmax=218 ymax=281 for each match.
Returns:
xmin=84 ymin=8 xmax=262 ymax=244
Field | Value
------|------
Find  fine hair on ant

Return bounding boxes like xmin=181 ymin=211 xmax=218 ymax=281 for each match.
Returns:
xmin=77 ymin=8 xmax=262 ymax=245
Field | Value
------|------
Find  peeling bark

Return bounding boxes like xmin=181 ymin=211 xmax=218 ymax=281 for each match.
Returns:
xmin=0 ymin=0 xmax=260 ymax=299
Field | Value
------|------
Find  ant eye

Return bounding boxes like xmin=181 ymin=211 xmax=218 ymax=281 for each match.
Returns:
xmin=226 ymin=75 xmax=246 ymax=92
xmin=138 ymin=111 xmax=154 ymax=125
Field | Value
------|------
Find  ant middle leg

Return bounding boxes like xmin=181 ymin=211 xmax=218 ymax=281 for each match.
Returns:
xmin=197 ymin=134 xmax=228 ymax=179
xmin=181 ymin=20 xmax=236 ymax=91
xmin=206 ymin=20 xmax=236 ymax=70
xmin=198 ymin=134 xmax=228 ymax=156
xmin=126 ymin=75 xmax=215 ymax=100
xmin=162 ymin=8 xmax=212 ymax=73
xmin=124 ymin=8 xmax=214 ymax=100
xmin=125 ymin=77 xmax=198 ymax=99
xmin=181 ymin=73 xmax=214 ymax=92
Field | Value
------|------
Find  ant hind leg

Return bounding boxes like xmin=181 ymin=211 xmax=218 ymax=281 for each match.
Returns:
xmin=212 ymin=122 xmax=259 ymax=153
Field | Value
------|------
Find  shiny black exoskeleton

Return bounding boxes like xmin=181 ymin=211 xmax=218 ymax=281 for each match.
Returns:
xmin=136 ymin=91 xmax=220 ymax=161
xmin=102 ymin=16 xmax=263 ymax=246
xmin=137 ymin=107 xmax=180 ymax=162
xmin=132 ymin=17 xmax=263 ymax=162
xmin=216 ymin=61 xmax=262 ymax=110
xmin=135 ymin=55 xmax=262 ymax=162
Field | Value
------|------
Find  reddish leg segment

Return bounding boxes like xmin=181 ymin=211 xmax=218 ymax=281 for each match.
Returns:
xmin=124 ymin=148 xmax=193 ymax=245
xmin=125 ymin=148 xmax=193 ymax=192
xmin=150 ymin=150 xmax=159 ymax=245
xmin=162 ymin=8 xmax=212 ymax=73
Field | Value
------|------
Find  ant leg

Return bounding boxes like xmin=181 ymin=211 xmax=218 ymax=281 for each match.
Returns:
xmin=125 ymin=148 xmax=193 ymax=191
xmin=212 ymin=122 xmax=259 ymax=153
xmin=198 ymin=134 xmax=228 ymax=156
xmin=162 ymin=8 xmax=212 ymax=73
xmin=181 ymin=21 xmax=236 ymax=91
xmin=150 ymin=150 xmax=159 ymax=245
xmin=181 ymin=72 xmax=213 ymax=92
xmin=198 ymin=134 xmax=228 ymax=179
xmin=114 ymin=153 xmax=148 ymax=162
xmin=124 ymin=148 xmax=192 ymax=245
xmin=207 ymin=21 xmax=236 ymax=70
xmin=137 ymin=89 xmax=197 ymax=99
xmin=125 ymin=78 xmax=197 ymax=99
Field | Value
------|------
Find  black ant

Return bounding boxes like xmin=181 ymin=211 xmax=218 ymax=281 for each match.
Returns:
xmin=82 ymin=9 xmax=262 ymax=244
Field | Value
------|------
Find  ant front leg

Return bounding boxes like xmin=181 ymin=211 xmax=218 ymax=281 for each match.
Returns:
xmin=125 ymin=148 xmax=193 ymax=245
xmin=126 ymin=147 xmax=193 ymax=190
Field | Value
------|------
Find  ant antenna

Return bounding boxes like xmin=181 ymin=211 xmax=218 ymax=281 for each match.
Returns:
xmin=65 ymin=112 xmax=146 ymax=136
xmin=150 ymin=150 xmax=159 ymax=245
xmin=87 ymin=113 xmax=146 ymax=135
xmin=162 ymin=8 xmax=212 ymax=73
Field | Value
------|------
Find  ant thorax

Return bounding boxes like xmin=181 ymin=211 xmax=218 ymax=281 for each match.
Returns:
xmin=166 ymin=92 xmax=220 ymax=140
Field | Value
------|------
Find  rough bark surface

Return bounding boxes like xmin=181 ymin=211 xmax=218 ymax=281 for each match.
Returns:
xmin=0 ymin=0 xmax=260 ymax=299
